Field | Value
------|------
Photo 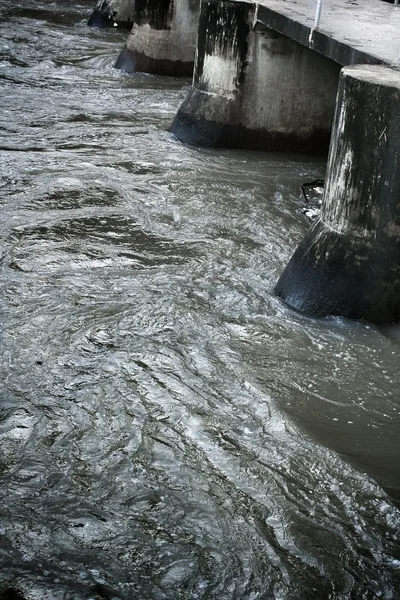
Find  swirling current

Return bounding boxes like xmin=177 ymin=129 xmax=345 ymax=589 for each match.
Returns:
xmin=0 ymin=2 xmax=400 ymax=599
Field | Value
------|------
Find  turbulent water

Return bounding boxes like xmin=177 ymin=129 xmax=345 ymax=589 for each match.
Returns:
xmin=1 ymin=2 xmax=400 ymax=599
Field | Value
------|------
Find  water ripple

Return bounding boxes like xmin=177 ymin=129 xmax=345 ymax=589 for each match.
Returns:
xmin=0 ymin=1 xmax=399 ymax=599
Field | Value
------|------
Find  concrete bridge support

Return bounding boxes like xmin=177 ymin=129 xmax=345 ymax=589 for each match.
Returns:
xmin=170 ymin=0 xmax=341 ymax=152
xmin=275 ymin=65 xmax=400 ymax=324
xmin=115 ymin=0 xmax=200 ymax=77
xmin=88 ymin=0 xmax=135 ymax=29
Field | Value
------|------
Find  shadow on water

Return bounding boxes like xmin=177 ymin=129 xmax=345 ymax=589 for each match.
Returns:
xmin=0 ymin=590 xmax=27 ymax=600
xmin=10 ymin=215 xmax=200 ymax=273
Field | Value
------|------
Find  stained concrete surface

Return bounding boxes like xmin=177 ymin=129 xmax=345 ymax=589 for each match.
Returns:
xmin=256 ymin=0 xmax=400 ymax=67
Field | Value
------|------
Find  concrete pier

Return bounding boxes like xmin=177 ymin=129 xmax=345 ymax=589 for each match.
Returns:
xmin=171 ymin=0 xmax=399 ymax=151
xmin=115 ymin=0 xmax=200 ymax=77
xmin=275 ymin=65 xmax=400 ymax=324
xmin=88 ymin=0 xmax=135 ymax=29
xmin=171 ymin=0 xmax=341 ymax=152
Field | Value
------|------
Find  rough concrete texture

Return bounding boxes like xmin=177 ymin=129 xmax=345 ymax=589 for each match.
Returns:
xmin=256 ymin=0 xmax=400 ymax=68
xmin=115 ymin=0 xmax=200 ymax=76
xmin=88 ymin=0 xmax=135 ymax=28
xmin=275 ymin=65 xmax=400 ymax=324
xmin=171 ymin=0 xmax=341 ymax=152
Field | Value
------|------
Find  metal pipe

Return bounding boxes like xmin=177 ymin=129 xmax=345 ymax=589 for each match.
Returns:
xmin=314 ymin=0 xmax=323 ymax=28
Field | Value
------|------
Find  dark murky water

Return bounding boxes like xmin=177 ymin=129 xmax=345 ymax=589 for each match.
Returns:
xmin=1 ymin=2 xmax=400 ymax=598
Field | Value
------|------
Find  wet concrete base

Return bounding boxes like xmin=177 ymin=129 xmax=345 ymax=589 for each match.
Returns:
xmin=115 ymin=44 xmax=193 ymax=77
xmin=275 ymin=220 xmax=400 ymax=323
xmin=171 ymin=93 xmax=331 ymax=153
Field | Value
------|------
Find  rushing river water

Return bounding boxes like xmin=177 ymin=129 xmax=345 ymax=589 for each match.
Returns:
xmin=1 ymin=2 xmax=400 ymax=599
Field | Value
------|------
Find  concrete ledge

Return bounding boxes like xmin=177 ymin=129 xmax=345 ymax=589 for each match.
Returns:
xmin=256 ymin=0 xmax=400 ymax=67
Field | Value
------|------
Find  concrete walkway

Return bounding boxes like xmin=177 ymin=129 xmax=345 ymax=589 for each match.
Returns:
xmin=256 ymin=0 xmax=400 ymax=67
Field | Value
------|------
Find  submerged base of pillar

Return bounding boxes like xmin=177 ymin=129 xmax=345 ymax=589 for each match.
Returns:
xmin=275 ymin=221 xmax=400 ymax=324
xmin=115 ymin=44 xmax=193 ymax=77
xmin=87 ymin=9 xmax=112 ymax=27
xmin=88 ymin=9 xmax=132 ymax=29
xmin=171 ymin=91 xmax=331 ymax=153
xmin=87 ymin=0 xmax=134 ymax=29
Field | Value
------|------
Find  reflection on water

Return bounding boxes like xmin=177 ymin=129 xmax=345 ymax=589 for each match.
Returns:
xmin=0 ymin=1 xmax=399 ymax=599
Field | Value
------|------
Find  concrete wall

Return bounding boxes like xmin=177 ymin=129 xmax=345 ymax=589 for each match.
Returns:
xmin=88 ymin=0 xmax=135 ymax=29
xmin=171 ymin=0 xmax=341 ymax=152
xmin=115 ymin=0 xmax=200 ymax=76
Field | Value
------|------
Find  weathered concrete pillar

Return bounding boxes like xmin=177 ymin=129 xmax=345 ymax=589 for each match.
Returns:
xmin=88 ymin=0 xmax=135 ymax=29
xmin=115 ymin=0 xmax=200 ymax=77
xmin=170 ymin=0 xmax=341 ymax=152
xmin=275 ymin=65 xmax=400 ymax=324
